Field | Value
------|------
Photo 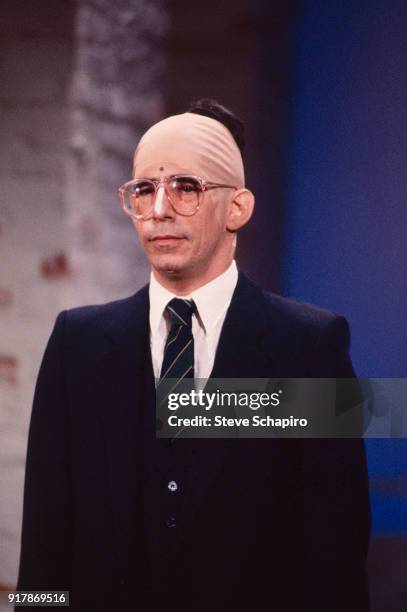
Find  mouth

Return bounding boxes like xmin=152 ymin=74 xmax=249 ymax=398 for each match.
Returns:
xmin=150 ymin=235 xmax=186 ymax=247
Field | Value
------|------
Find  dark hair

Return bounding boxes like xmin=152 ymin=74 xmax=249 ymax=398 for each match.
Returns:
xmin=187 ymin=98 xmax=245 ymax=155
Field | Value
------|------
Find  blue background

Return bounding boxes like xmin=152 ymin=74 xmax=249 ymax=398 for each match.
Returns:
xmin=280 ymin=1 xmax=407 ymax=534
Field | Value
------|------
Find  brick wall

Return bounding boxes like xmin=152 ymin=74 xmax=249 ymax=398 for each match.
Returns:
xmin=0 ymin=0 xmax=76 ymax=590
xmin=0 ymin=0 xmax=166 ymax=593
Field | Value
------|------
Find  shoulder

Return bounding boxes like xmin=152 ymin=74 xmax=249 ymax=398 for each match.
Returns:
xmin=263 ymin=289 xmax=342 ymax=331
xmin=64 ymin=290 xmax=144 ymax=325
xmin=238 ymin=271 xmax=347 ymax=338
xmin=237 ymin=272 xmax=354 ymax=376
xmin=50 ymin=284 xmax=149 ymax=347
xmin=264 ymin=290 xmax=352 ymax=368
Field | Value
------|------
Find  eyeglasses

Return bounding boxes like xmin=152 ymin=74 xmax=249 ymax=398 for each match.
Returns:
xmin=118 ymin=174 xmax=237 ymax=220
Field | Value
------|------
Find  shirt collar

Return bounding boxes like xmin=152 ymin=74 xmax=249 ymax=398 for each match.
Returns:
xmin=149 ymin=260 xmax=238 ymax=335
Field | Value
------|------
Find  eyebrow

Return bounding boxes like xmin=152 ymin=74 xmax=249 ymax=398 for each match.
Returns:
xmin=138 ymin=174 xmax=184 ymax=181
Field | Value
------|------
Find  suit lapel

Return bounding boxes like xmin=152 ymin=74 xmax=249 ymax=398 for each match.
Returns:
xmin=211 ymin=271 xmax=278 ymax=378
xmin=97 ymin=285 xmax=150 ymax=568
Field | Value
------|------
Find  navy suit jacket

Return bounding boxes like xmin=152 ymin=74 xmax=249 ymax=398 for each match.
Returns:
xmin=17 ymin=271 xmax=370 ymax=611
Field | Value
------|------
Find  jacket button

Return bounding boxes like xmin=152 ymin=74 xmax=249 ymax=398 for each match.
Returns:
xmin=168 ymin=480 xmax=178 ymax=492
xmin=166 ymin=516 xmax=176 ymax=528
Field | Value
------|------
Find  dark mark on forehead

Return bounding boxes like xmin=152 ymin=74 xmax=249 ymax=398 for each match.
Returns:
xmin=159 ymin=166 xmax=164 ymax=171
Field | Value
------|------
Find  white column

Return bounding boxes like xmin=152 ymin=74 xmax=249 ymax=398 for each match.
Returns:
xmin=65 ymin=0 xmax=168 ymax=305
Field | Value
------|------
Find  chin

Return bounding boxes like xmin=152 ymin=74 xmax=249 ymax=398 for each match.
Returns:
xmin=151 ymin=255 xmax=187 ymax=275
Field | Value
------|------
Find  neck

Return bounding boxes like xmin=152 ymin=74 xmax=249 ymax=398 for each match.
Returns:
xmin=152 ymin=258 xmax=234 ymax=296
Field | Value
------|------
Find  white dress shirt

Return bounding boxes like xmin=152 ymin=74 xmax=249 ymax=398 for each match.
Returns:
xmin=149 ymin=260 xmax=238 ymax=381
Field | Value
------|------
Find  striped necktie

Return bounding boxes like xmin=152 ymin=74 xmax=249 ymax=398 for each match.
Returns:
xmin=159 ymin=298 xmax=195 ymax=382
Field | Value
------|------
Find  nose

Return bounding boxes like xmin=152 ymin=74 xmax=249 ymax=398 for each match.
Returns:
xmin=152 ymin=184 xmax=174 ymax=220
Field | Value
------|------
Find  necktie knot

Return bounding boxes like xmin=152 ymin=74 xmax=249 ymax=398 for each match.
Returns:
xmin=166 ymin=298 xmax=195 ymax=329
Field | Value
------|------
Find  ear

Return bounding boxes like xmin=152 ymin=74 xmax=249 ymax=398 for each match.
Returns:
xmin=226 ymin=188 xmax=255 ymax=231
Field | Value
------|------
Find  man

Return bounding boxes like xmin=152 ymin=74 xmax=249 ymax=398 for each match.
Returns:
xmin=17 ymin=100 xmax=370 ymax=611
